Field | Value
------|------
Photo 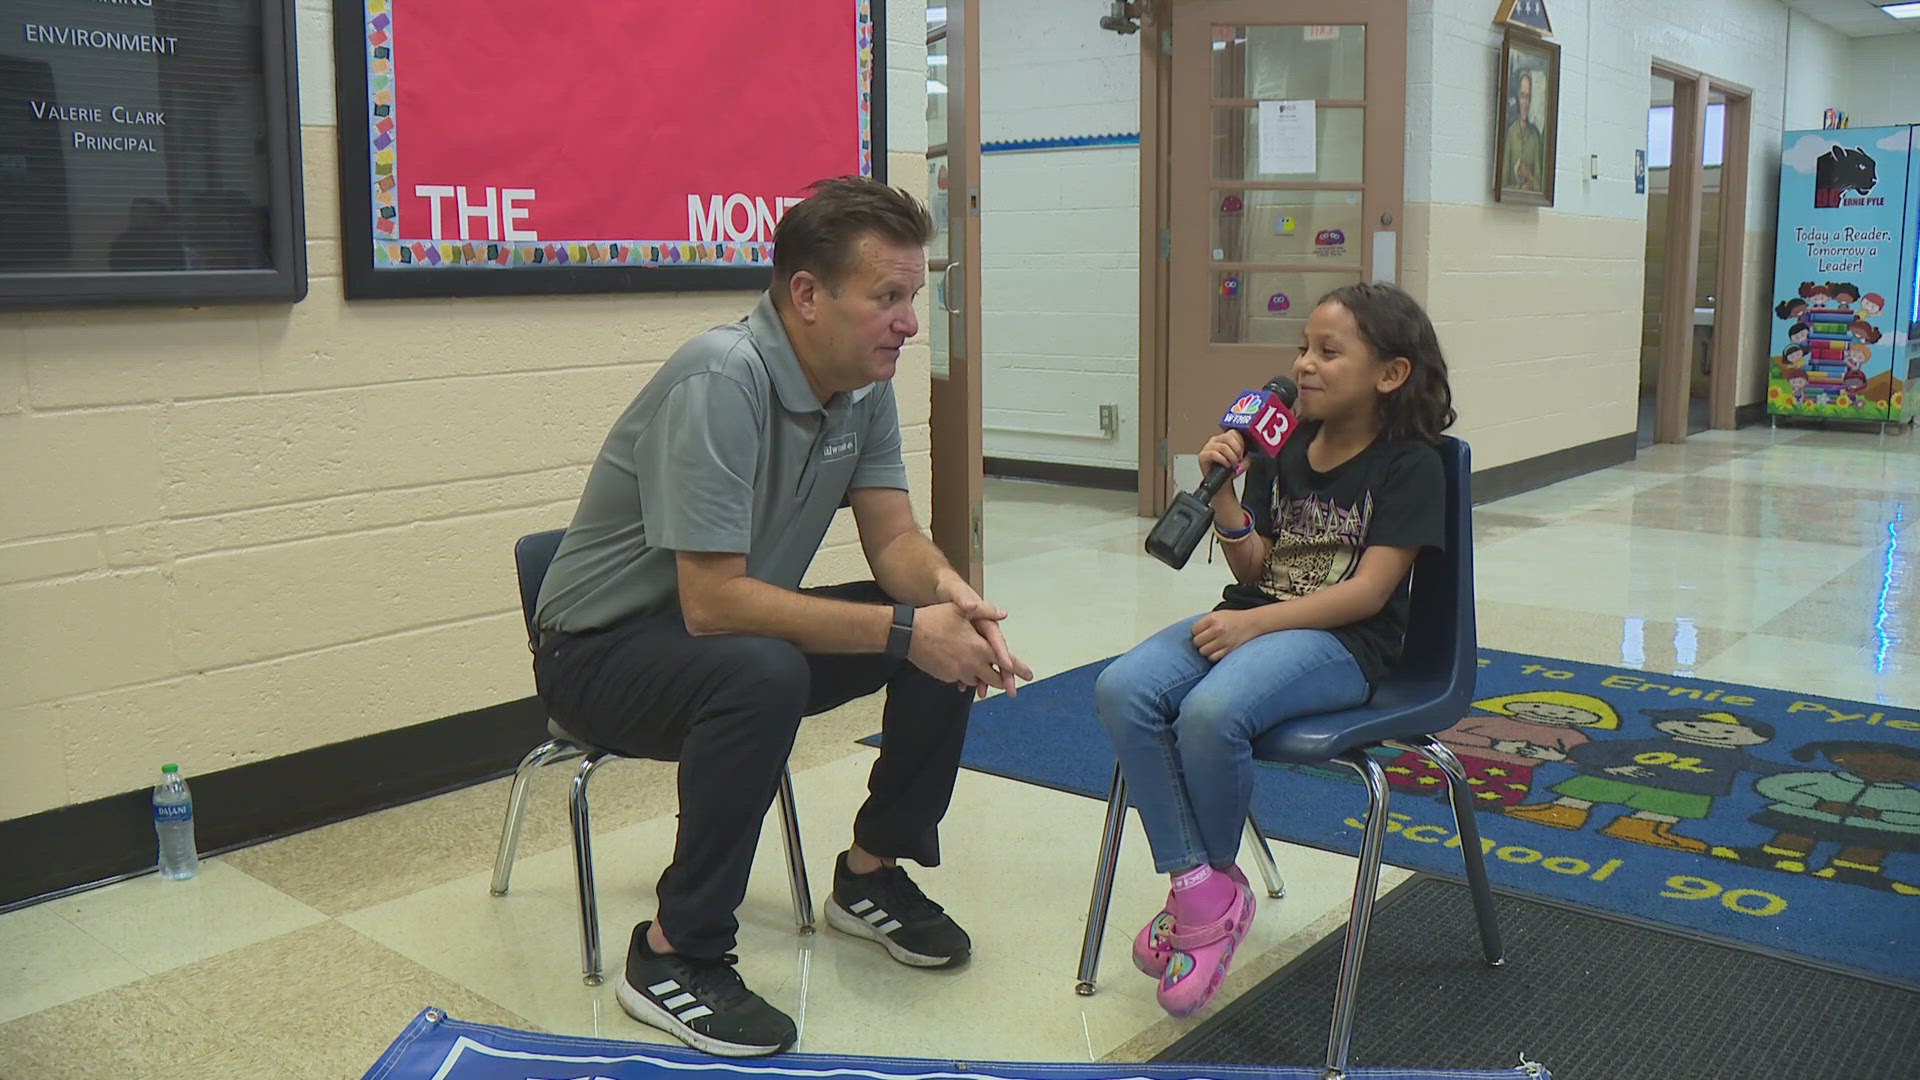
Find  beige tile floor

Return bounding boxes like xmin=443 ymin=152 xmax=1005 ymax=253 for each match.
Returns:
xmin=3 ymin=422 xmax=1916 ymax=1077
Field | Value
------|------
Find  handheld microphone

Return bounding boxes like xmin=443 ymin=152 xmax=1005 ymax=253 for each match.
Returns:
xmin=1144 ymin=377 xmax=1299 ymax=570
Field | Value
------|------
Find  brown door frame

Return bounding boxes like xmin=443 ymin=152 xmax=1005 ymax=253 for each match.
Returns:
xmin=1711 ymin=87 xmax=1752 ymax=430
xmin=1650 ymin=61 xmax=1753 ymax=441
xmin=928 ymin=3 xmax=984 ymax=588
xmin=1138 ymin=2 xmax=1173 ymax=515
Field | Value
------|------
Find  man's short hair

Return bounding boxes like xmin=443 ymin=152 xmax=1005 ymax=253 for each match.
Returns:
xmin=772 ymin=176 xmax=934 ymax=305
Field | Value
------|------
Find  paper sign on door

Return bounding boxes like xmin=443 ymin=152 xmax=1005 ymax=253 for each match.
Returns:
xmin=1257 ymin=100 xmax=1317 ymax=175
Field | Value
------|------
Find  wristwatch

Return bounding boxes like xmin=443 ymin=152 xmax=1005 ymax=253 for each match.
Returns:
xmin=885 ymin=603 xmax=915 ymax=658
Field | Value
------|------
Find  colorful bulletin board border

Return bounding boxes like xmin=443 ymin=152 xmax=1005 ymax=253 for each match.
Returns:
xmin=333 ymin=0 xmax=886 ymax=300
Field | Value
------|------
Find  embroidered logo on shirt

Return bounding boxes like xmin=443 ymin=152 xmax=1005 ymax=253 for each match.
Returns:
xmin=822 ymin=432 xmax=858 ymax=461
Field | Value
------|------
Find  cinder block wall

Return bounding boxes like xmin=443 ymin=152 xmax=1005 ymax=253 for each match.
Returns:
xmin=0 ymin=0 xmax=932 ymax=824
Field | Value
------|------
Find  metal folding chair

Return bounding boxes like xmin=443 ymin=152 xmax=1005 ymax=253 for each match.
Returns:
xmin=489 ymin=529 xmax=814 ymax=985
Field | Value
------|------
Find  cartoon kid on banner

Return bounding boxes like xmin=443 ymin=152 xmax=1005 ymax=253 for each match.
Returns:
xmin=1385 ymin=691 xmax=1620 ymax=805
xmin=1504 ymin=708 xmax=1789 ymax=853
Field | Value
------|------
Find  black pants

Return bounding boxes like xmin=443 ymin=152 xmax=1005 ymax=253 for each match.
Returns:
xmin=532 ymin=581 xmax=974 ymax=957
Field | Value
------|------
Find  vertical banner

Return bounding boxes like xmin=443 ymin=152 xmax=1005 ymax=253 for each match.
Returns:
xmin=334 ymin=0 xmax=883 ymax=299
xmin=1766 ymin=127 xmax=1913 ymax=422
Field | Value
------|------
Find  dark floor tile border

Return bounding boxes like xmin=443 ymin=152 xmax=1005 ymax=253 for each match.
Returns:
xmin=984 ymin=456 xmax=1138 ymax=492
xmin=991 ymin=432 xmax=1644 ymax=508
xmin=0 ymin=697 xmax=548 ymax=911
xmin=1472 ymin=432 xmax=1639 ymax=504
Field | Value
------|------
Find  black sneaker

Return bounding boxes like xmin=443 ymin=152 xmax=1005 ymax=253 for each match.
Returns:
xmin=825 ymin=852 xmax=971 ymax=968
xmin=614 ymin=922 xmax=796 ymax=1057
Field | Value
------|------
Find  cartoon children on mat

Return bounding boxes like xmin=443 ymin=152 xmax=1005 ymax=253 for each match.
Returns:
xmin=1850 ymin=320 xmax=1883 ymax=345
xmin=1385 ymin=690 xmax=1620 ymax=806
xmin=1715 ymin=740 xmax=1920 ymax=896
xmin=1860 ymin=292 xmax=1885 ymax=318
xmin=1504 ymin=708 xmax=1787 ymax=853
xmin=1776 ymin=297 xmax=1810 ymax=322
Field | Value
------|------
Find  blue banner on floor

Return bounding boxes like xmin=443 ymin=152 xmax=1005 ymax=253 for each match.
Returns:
xmin=362 ymin=1009 xmax=1548 ymax=1080
xmin=867 ymin=648 xmax=1920 ymax=988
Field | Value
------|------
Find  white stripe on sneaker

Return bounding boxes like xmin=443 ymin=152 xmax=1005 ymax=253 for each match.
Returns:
xmin=876 ymin=918 xmax=903 ymax=933
xmin=647 ymin=979 xmax=679 ymax=996
xmin=678 ymin=1005 xmax=714 ymax=1022
xmin=849 ymin=898 xmax=875 ymax=914
xmin=661 ymin=992 xmax=697 ymax=1009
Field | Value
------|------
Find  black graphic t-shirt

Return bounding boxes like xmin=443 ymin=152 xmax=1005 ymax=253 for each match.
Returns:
xmin=1217 ymin=425 xmax=1445 ymax=682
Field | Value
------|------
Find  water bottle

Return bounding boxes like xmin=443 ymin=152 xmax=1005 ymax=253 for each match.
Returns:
xmin=153 ymin=763 xmax=199 ymax=881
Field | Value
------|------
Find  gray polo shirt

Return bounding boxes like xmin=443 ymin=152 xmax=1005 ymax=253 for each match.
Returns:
xmin=535 ymin=292 xmax=910 ymax=633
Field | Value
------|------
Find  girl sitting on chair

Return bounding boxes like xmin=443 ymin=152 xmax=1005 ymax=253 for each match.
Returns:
xmin=1095 ymin=282 xmax=1457 ymax=1017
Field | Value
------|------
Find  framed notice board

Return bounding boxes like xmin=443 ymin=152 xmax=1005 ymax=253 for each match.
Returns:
xmin=0 ymin=0 xmax=308 ymax=308
xmin=333 ymin=0 xmax=886 ymax=300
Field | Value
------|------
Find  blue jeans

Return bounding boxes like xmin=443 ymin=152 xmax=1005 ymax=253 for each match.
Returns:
xmin=1095 ymin=615 xmax=1371 ymax=873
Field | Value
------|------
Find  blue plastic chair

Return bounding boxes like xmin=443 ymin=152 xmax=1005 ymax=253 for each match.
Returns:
xmin=1073 ymin=437 xmax=1503 ymax=1079
xmin=488 ymin=530 xmax=815 ymax=985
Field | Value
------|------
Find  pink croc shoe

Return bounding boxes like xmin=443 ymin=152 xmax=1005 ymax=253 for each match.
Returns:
xmin=1156 ymin=873 xmax=1256 ymax=1017
xmin=1132 ymin=864 xmax=1249 ymax=978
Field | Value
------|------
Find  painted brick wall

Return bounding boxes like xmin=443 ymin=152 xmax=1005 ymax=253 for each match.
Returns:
xmin=979 ymin=7 xmax=1141 ymax=469
xmin=1843 ymin=35 xmax=1920 ymax=129
xmin=0 ymin=0 xmax=932 ymax=823
xmin=1401 ymin=0 xmax=1851 ymax=466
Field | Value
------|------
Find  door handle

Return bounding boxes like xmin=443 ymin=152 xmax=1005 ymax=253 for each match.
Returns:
xmin=940 ymin=262 xmax=963 ymax=314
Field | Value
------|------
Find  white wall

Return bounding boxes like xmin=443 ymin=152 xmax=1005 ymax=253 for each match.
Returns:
xmin=1843 ymin=35 xmax=1920 ymax=129
xmin=978 ymin=6 xmax=1140 ymax=470
xmin=972 ymin=0 xmax=1877 ymax=475
xmin=1409 ymin=1 xmax=1848 ymax=234
xmin=1397 ymin=0 xmax=1852 ymax=467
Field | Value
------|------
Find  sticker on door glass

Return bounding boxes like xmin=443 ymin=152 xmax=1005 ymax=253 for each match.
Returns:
xmin=1267 ymin=292 xmax=1290 ymax=313
xmin=1220 ymin=276 xmax=1240 ymax=298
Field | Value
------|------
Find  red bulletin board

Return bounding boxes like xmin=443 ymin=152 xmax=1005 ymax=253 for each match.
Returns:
xmin=335 ymin=0 xmax=882 ymax=299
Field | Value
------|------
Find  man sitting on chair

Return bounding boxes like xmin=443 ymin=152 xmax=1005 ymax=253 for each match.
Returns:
xmin=532 ymin=176 xmax=1032 ymax=1057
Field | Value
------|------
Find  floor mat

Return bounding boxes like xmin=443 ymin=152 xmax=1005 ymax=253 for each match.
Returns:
xmin=1153 ymin=876 xmax=1920 ymax=1080
xmin=865 ymin=648 xmax=1920 ymax=987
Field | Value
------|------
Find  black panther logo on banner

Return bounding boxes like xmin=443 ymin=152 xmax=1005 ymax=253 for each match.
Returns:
xmin=1814 ymin=145 xmax=1878 ymax=208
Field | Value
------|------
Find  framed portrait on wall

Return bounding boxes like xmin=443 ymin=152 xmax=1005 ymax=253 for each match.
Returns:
xmin=1493 ymin=29 xmax=1559 ymax=206
xmin=332 ymin=0 xmax=886 ymax=300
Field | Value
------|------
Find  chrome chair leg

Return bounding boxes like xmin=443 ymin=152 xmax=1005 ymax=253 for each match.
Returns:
xmin=776 ymin=766 xmax=814 ymax=935
xmin=1075 ymin=764 xmax=1129 ymax=996
xmin=1325 ymin=750 xmax=1393 ymax=1079
xmin=570 ymin=752 xmax=611 ymax=986
xmin=1414 ymin=737 xmax=1505 ymax=965
xmin=1243 ymin=813 xmax=1286 ymax=899
xmin=489 ymin=738 xmax=583 ymax=896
